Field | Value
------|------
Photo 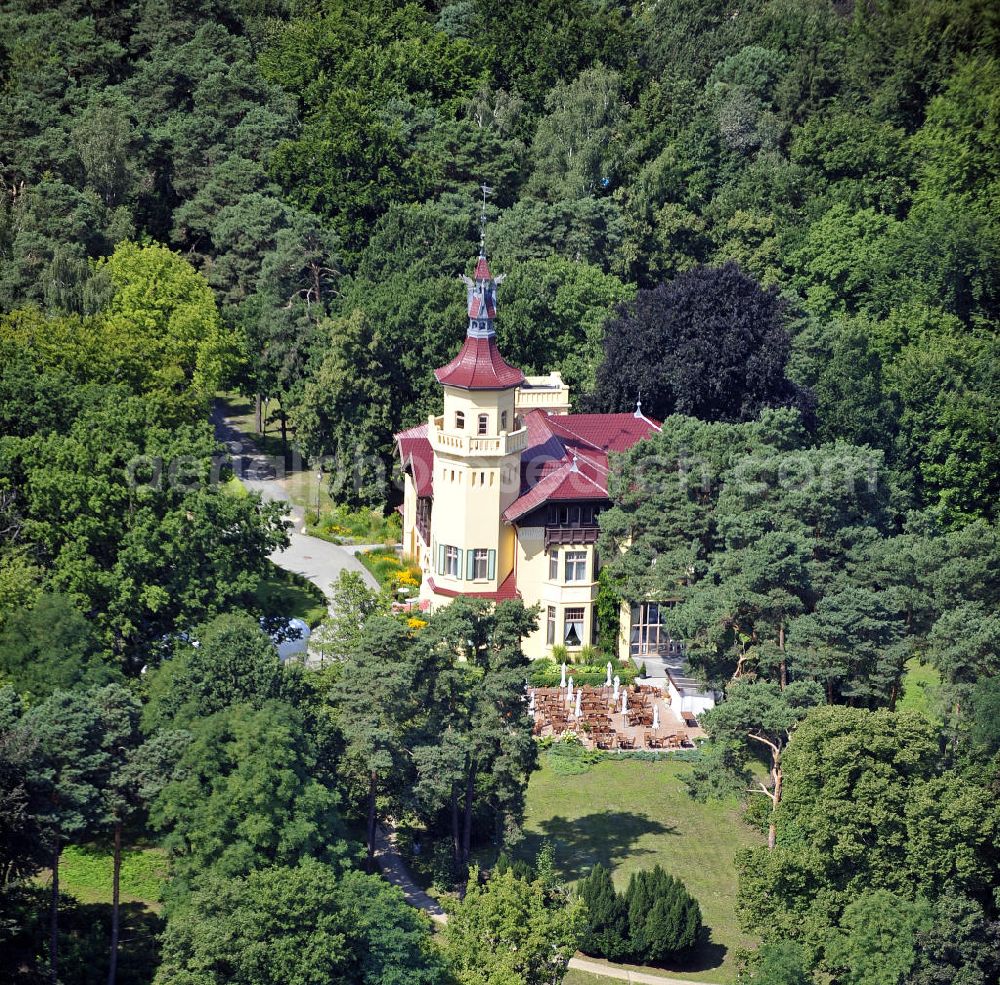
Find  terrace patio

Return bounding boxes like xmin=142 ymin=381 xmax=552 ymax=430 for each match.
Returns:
xmin=528 ymin=683 xmax=704 ymax=751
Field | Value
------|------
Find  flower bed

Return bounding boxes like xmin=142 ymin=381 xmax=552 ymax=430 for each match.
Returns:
xmin=359 ymin=547 xmax=422 ymax=595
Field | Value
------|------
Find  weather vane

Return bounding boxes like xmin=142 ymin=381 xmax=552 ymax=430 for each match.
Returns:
xmin=479 ymin=182 xmax=493 ymax=254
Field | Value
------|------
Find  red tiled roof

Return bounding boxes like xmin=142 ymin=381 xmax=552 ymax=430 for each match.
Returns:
xmin=396 ymin=421 xmax=434 ymax=497
xmin=502 ymin=410 xmax=659 ymax=522
xmin=474 ymin=256 xmax=491 ymax=280
xmin=427 ymin=568 xmax=520 ymax=601
xmin=434 ymin=335 xmax=525 ymax=390
xmin=393 ymin=409 xmax=658 ymax=522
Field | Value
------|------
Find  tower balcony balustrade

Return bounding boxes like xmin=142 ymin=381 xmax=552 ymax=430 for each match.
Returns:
xmin=428 ymin=415 xmax=528 ymax=457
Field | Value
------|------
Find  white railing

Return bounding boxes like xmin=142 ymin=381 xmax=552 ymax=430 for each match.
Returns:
xmin=430 ymin=416 xmax=527 ymax=456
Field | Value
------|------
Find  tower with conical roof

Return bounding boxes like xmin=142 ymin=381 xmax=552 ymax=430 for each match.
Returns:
xmin=424 ymin=248 xmax=526 ymax=598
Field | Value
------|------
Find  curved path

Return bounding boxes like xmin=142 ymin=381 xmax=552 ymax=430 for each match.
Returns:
xmin=211 ymin=402 xmax=379 ymax=599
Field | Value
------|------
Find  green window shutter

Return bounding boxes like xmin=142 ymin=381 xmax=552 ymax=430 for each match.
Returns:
xmin=487 ymin=549 xmax=496 ymax=580
xmin=438 ymin=544 xmax=445 ymax=575
xmin=467 ymin=549 xmax=476 ymax=580
xmin=457 ymin=549 xmax=464 ymax=577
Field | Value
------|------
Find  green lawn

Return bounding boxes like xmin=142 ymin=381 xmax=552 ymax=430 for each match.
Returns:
xmin=51 ymin=844 xmax=168 ymax=909
xmin=516 ymin=757 xmax=762 ymax=983
xmin=563 ymin=971 xmax=620 ymax=985
xmin=254 ymin=560 xmax=328 ymax=627
xmin=897 ymin=657 xmax=942 ymax=720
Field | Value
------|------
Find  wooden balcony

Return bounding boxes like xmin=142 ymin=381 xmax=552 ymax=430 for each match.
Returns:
xmin=544 ymin=525 xmax=600 ymax=548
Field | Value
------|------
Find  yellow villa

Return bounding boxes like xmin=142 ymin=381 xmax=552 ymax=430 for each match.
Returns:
xmin=394 ymin=250 xmax=717 ymax=713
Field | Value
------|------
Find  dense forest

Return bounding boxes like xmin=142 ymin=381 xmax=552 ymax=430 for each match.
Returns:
xmin=1 ymin=0 xmax=997 ymax=518
xmin=1 ymin=1 xmax=999 ymax=984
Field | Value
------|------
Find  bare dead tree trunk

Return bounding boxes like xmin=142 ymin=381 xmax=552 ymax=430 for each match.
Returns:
xmin=768 ymin=766 xmax=782 ymax=850
xmin=107 ymin=821 xmax=122 ymax=985
xmin=748 ymin=733 xmax=784 ymax=851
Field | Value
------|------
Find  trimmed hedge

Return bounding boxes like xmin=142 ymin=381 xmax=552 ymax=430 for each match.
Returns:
xmin=528 ymin=657 xmax=638 ymax=688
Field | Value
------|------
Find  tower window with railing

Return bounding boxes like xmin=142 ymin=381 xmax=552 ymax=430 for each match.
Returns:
xmin=477 ymin=413 xmax=488 ymax=435
xmin=455 ymin=411 xmax=465 ymax=430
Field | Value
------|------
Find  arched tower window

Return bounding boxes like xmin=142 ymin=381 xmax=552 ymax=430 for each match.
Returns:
xmin=455 ymin=411 xmax=465 ymax=430
xmin=477 ymin=413 xmax=489 ymax=436
xmin=500 ymin=410 xmax=508 ymax=431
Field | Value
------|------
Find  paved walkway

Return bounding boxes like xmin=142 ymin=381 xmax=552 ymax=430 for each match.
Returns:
xmin=211 ymin=402 xmax=379 ymax=600
xmin=566 ymin=957 xmax=719 ymax=984
xmin=374 ymin=825 xmax=447 ymax=926
xmin=271 ymin=530 xmax=379 ymax=600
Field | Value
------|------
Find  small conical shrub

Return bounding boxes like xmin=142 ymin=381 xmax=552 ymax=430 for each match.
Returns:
xmin=624 ymin=865 xmax=702 ymax=963
xmin=578 ymin=864 xmax=629 ymax=960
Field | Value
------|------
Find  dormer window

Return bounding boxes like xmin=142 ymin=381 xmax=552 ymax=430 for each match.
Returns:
xmin=477 ymin=414 xmax=488 ymax=436
xmin=455 ymin=411 xmax=465 ymax=430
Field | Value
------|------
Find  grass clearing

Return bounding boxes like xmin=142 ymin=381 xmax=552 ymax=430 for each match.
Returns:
xmin=898 ymin=657 xmax=942 ymax=720
xmin=55 ymin=844 xmax=168 ymax=909
xmin=254 ymin=560 xmax=327 ymax=627
xmin=515 ymin=757 xmax=761 ymax=983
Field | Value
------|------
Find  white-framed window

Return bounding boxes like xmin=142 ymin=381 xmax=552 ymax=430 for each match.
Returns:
xmin=444 ymin=545 xmax=460 ymax=577
xmin=565 ymin=550 xmax=587 ymax=582
xmin=564 ymin=607 xmax=585 ymax=647
xmin=477 ymin=413 xmax=488 ymax=435
xmin=500 ymin=410 xmax=508 ymax=431
xmin=548 ymin=549 xmax=559 ymax=581
xmin=472 ymin=548 xmax=489 ymax=580
xmin=629 ymin=602 xmax=681 ymax=657
xmin=546 ymin=606 xmax=556 ymax=645
xmin=455 ymin=411 xmax=465 ymax=429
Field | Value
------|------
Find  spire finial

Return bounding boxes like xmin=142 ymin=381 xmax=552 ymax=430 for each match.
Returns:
xmin=479 ymin=182 xmax=493 ymax=255
xmin=634 ymin=391 xmax=643 ymax=418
